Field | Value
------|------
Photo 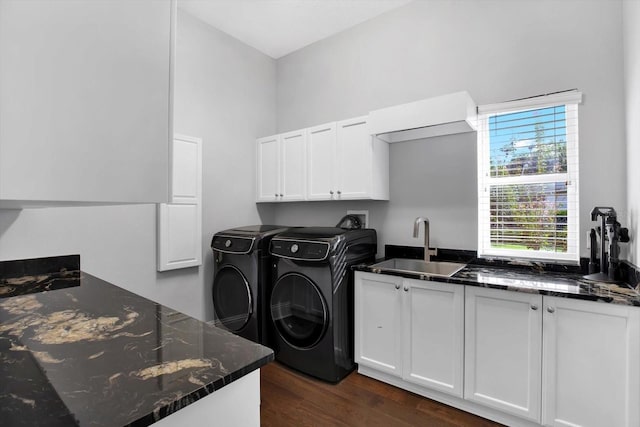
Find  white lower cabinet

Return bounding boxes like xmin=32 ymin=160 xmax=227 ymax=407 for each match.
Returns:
xmin=465 ymin=287 xmax=543 ymax=422
xmin=354 ymin=273 xmax=464 ymax=398
xmin=355 ymin=271 xmax=640 ymax=427
xmin=403 ymin=278 xmax=464 ymax=397
xmin=542 ymin=296 xmax=640 ymax=427
xmin=355 ymin=273 xmax=403 ymax=376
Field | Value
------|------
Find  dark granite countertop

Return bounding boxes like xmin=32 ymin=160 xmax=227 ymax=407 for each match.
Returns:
xmin=356 ymin=247 xmax=640 ymax=307
xmin=0 ymin=260 xmax=273 ymax=427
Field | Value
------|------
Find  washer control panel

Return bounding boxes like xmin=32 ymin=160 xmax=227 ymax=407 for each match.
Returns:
xmin=270 ymin=239 xmax=330 ymax=261
xmin=211 ymin=235 xmax=254 ymax=254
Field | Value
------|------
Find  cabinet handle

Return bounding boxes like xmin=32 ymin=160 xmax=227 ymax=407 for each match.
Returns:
xmin=531 ymin=304 xmax=538 ymax=311
xmin=547 ymin=306 xmax=555 ymax=313
xmin=337 ymin=190 xmax=342 ymax=195
xmin=329 ymin=190 xmax=334 ymax=195
xmin=403 ymin=285 xmax=409 ymax=292
xmin=279 ymin=194 xmax=283 ymax=197
xmin=394 ymin=284 xmax=400 ymax=290
xmin=274 ymin=193 xmax=278 ymax=197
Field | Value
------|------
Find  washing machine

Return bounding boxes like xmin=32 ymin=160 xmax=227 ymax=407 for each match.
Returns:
xmin=269 ymin=227 xmax=377 ymax=382
xmin=211 ymin=225 xmax=292 ymax=345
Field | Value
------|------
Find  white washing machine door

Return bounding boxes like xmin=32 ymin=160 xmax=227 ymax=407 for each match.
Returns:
xmin=270 ymin=272 xmax=328 ymax=349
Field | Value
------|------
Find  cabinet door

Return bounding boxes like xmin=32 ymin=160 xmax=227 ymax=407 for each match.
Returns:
xmin=465 ymin=287 xmax=542 ymax=422
xmin=171 ymin=136 xmax=201 ymax=204
xmin=335 ymin=116 xmax=371 ymax=200
xmin=403 ymin=279 xmax=464 ymax=397
xmin=280 ymin=130 xmax=306 ymax=201
xmin=354 ymin=272 xmax=403 ymax=376
xmin=306 ymin=122 xmax=336 ymax=200
xmin=256 ymin=135 xmax=280 ymax=202
xmin=0 ymin=0 xmax=173 ymax=203
xmin=157 ymin=134 xmax=202 ymax=271
xmin=542 ymin=297 xmax=640 ymax=427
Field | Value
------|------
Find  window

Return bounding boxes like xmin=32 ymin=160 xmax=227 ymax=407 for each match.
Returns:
xmin=477 ymin=91 xmax=581 ymax=262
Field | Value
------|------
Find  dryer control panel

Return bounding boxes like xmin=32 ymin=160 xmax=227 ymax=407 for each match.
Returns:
xmin=270 ymin=239 xmax=330 ymax=261
xmin=211 ymin=235 xmax=255 ymax=254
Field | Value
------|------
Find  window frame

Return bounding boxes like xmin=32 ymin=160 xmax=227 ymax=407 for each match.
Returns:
xmin=477 ymin=92 xmax=582 ymax=263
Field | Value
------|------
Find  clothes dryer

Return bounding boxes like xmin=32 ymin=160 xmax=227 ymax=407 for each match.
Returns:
xmin=269 ymin=227 xmax=377 ymax=382
xmin=211 ymin=225 xmax=292 ymax=345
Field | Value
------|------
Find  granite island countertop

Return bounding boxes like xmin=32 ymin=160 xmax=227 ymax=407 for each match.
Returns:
xmin=356 ymin=253 xmax=640 ymax=307
xmin=0 ymin=261 xmax=273 ymax=427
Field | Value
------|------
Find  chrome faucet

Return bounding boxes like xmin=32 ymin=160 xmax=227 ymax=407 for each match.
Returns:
xmin=413 ymin=217 xmax=437 ymax=262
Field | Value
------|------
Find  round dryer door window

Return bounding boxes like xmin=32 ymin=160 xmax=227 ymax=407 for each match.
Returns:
xmin=212 ymin=265 xmax=252 ymax=332
xmin=270 ymin=273 xmax=328 ymax=349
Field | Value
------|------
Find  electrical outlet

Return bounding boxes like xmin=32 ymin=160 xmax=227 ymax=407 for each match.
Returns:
xmin=347 ymin=210 xmax=369 ymax=228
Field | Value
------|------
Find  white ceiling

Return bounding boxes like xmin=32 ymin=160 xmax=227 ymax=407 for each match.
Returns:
xmin=178 ymin=0 xmax=413 ymax=59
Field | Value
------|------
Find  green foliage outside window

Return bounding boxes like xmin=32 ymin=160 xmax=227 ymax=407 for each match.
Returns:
xmin=488 ymin=106 xmax=568 ymax=253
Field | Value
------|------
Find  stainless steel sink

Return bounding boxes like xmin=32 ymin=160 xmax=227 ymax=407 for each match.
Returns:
xmin=370 ymin=258 xmax=466 ymax=278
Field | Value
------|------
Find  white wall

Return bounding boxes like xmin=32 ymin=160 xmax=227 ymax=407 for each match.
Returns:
xmin=0 ymin=9 xmax=277 ymax=321
xmin=273 ymin=0 xmax=626 ymax=259
xmin=624 ymin=0 xmax=640 ymax=267
xmin=173 ymin=10 xmax=276 ymax=318
xmin=0 ymin=0 xmax=633 ymax=322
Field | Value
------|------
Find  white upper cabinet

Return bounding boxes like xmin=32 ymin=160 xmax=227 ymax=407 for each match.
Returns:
xmin=306 ymin=122 xmax=337 ymax=201
xmin=280 ymin=129 xmax=307 ymax=201
xmin=542 ymin=296 xmax=640 ymax=427
xmin=307 ymin=117 xmax=389 ymax=201
xmin=256 ymin=130 xmax=306 ymax=202
xmin=0 ymin=0 xmax=174 ymax=207
xmin=256 ymin=135 xmax=280 ymax=202
xmin=335 ymin=116 xmax=389 ymax=201
xmin=256 ymin=115 xmax=389 ymax=203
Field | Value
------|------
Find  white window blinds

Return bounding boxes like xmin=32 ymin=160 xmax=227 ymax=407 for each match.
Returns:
xmin=477 ymin=91 xmax=582 ymax=263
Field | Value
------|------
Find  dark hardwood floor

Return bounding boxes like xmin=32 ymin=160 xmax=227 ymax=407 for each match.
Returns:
xmin=260 ymin=362 xmax=503 ymax=427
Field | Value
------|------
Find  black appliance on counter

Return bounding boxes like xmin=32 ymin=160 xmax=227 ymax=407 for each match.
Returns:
xmin=211 ymin=225 xmax=293 ymax=345
xmin=268 ymin=227 xmax=377 ymax=383
xmin=584 ymin=207 xmax=630 ymax=282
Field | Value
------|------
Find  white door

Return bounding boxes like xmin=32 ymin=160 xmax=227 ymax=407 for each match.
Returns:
xmin=306 ymin=122 xmax=336 ymax=200
xmin=465 ymin=287 xmax=542 ymax=422
xmin=542 ymin=296 xmax=640 ymax=427
xmin=280 ymin=130 xmax=306 ymax=201
xmin=354 ymin=272 xmax=403 ymax=376
xmin=403 ymin=279 xmax=464 ymax=397
xmin=335 ymin=116 xmax=371 ymax=200
xmin=256 ymin=135 xmax=280 ymax=202
xmin=171 ymin=136 xmax=200 ymax=204
xmin=157 ymin=134 xmax=202 ymax=271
